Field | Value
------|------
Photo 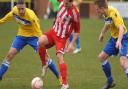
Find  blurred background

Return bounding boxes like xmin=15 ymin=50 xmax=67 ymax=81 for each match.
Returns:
xmin=0 ymin=0 xmax=128 ymax=18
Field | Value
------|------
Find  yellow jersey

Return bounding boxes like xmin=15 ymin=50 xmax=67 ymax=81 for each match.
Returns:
xmin=104 ymin=6 xmax=127 ymax=38
xmin=0 ymin=6 xmax=42 ymax=37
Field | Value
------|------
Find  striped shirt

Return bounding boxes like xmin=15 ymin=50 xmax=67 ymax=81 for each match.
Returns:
xmin=53 ymin=1 xmax=80 ymax=39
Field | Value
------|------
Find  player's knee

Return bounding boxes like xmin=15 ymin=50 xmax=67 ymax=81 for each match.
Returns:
xmin=38 ymin=36 xmax=46 ymax=47
xmin=120 ymin=57 xmax=128 ymax=69
xmin=98 ymin=53 xmax=105 ymax=62
xmin=56 ymin=53 xmax=64 ymax=64
xmin=38 ymin=40 xmax=44 ymax=48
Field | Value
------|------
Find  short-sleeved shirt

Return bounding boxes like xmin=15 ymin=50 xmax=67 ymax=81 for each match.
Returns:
xmin=49 ymin=0 xmax=60 ymax=12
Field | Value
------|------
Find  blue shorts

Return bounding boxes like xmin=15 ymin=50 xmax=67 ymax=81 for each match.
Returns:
xmin=103 ymin=33 xmax=128 ymax=56
xmin=11 ymin=36 xmax=38 ymax=52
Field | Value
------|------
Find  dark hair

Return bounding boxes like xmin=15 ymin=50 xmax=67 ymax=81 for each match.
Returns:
xmin=17 ymin=0 xmax=25 ymax=4
xmin=69 ymin=0 xmax=73 ymax=2
xmin=94 ymin=0 xmax=108 ymax=8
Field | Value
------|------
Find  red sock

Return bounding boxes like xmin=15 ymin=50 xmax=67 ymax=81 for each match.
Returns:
xmin=59 ymin=63 xmax=67 ymax=84
xmin=38 ymin=47 xmax=46 ymax=65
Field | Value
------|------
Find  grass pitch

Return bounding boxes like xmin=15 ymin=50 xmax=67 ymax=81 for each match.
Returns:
xmin=0 ymin=19 xmax=128 ymax=89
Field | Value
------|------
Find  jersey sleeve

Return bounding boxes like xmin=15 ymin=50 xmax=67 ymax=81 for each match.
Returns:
xmin=72 ymin=9 xmax=80 ymax=33
xmin=111 ymin=12 xmax=124 ymax=29
xmin=32 ymin=14 xmax=43 ymax=37
xmin=0 ymin=11 xmax=13 ymax=24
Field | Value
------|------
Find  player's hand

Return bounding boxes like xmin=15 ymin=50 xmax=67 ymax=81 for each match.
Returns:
xmin=116 ymin=40 xmax=122 ymax=49
xmin=98 ymin=33 xmax=104 ymax=43
xmin=66 ymin=43 xmax=74 ymax=53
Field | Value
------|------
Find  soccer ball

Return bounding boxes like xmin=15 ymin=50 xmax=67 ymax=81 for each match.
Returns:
xmin=31 ymin=77 xmax=43 ymax=89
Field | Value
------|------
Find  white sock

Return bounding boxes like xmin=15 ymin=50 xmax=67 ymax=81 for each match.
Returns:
xmin=2 ymin=59 xmax=10 ymax=67
xmin=47 ymin=59 xmax=53 ymax=65
xmin=102 ymin=60 xmax=108 ymax=66
xmin=125 ymin=68 xmax=128 ymax=75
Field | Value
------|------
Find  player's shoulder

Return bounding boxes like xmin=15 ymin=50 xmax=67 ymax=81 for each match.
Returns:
xmin=59 ymin=1 xmax=64 ymax=8
xmin=108 ymin=6 xmax=119 ymax=17
xmin=12 ymin=6 xmax=18 ymax=13
xmin=26 ymin=8 xmax=35 ymax=15
xmin=71 ymin=5 xmax=79 ymax=16
xmin=26 ymin=8 xmax=37 ymax=19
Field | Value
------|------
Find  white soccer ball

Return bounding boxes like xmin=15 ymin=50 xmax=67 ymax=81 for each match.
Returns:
xmin=31 ymin=77 xmax=43 ymax=89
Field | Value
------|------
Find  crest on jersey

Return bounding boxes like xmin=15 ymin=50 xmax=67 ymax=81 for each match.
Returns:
xmin=13 ymin=13 xmax=31 ymax=25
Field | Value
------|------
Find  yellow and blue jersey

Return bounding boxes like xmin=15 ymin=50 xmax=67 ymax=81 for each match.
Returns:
xmin=0 ymin=6 xmax=42 ymax=37
xmin=104 ymin=6 xmax=127 ymax=38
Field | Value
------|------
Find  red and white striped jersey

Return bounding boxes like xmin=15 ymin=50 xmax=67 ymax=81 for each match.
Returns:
xmin=52 ymin=1 xmax=80 ymax=39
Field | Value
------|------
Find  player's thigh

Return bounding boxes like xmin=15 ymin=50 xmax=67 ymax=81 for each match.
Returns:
xmin=102 ymin=37 xmax=118 ymax=57
xmin=120 ymin=56 xmax=128 ymax=69
xmin=119 ymin=35 xmax=128 ymax=68
xmin=55 ymin=39 xmax=66 ymax=54
xmin=38 ymin=35 xmax=49 ymax=47
xmin=11 ymin=36 xmax=27 ymax=51
xmin=120 ymin=34 xmax=128 ymax=56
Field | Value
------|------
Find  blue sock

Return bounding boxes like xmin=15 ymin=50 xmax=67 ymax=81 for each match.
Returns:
xmin=69 ymin=34 xmax=73 ymax=43
xmin=76 ymin=36 xmax=81 ymax=49
xmin=102 ymin=60 xmax=113 ymax=83
xmin=0 ymin=61 xmax=9 ymax=79
xmin=48 ymin=59 xmax=59 ymax=78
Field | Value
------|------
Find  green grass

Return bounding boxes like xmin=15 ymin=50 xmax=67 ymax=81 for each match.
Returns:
xmin=0 ymin=19 xmax=128 ymax=89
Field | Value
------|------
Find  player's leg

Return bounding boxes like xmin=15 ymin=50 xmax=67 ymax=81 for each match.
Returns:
xmin=28 ymin=37 xmax=60 ymax=79
xmin=39 ymin=48 xmax=62 ymax=85
xmin=99 ymin=38 xmax=117 ymax=89
xmin=0 ymin=36 xmax=26 ymax=80
xmin=56 ymin=53 xmax=69 ymax=89
xmin=55 ymin=39 xmax=69 ymax=89
xmin=119 ymin=33 xmax=128 ymax=77
xmin=38 ymin=31 xmax=62 ymax=84
xmin=38 ymin=48 xmax=60 ymax=79
xmin=98 ymin=51 xmax=116 ymax=89
xmin=38 ymin=34 xmax=52 ymax=78
xmin=46 ymin=53 xmax=60 ymax=79
xmin=69 ymin=33 xmax=73 ymax=43
xmin=98 ymin=51 xmax=113 ymax=82
xmin=69 ymin=33 xmax=81 ymax=54
xmin=120 ymin=57 xmax=128 ymax=77
xmin=73 ymin=36 xmax=81 ymax=54
xmin=0 ymin=48 xmax=17 ymax=80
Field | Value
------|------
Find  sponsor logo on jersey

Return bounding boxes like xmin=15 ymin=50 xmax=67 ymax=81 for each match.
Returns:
xmin=13 ymin=13 xmax=31 ymax=25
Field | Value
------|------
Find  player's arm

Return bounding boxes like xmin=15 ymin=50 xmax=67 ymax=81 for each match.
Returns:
xmin=116 ymin=25 xmax=124 ymax=49
xmin=0 ymin=11 xmax=13 ymax=24
xmin=112 ymin=12 xmax=124 ymax=49
xmin=70 ymin=21 xmax=80 ymax=46
xmin=67 ymin=12 xmax=80 ymax=52
xmin=32 ymin=15 xmax=42 ymax=37
xmin=98 ymin=24 xmax=109 ymax=42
